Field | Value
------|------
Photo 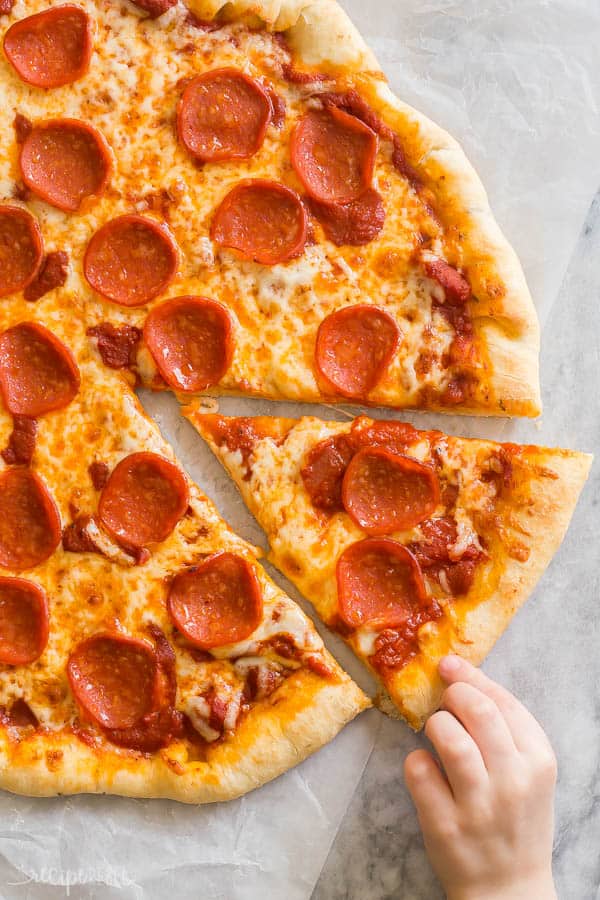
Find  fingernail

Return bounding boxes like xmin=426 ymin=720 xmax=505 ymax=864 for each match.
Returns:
xmin=439 ymin=655 xmax=461 ymax=676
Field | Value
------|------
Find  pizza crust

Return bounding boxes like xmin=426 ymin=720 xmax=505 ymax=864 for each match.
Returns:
xmin=188 ymin=0 xmax=541 ymax=416
xmin=370 ymin=450 xmax=592 ymax=727
xmin=1 ymin=666 xmax=368 ymax=802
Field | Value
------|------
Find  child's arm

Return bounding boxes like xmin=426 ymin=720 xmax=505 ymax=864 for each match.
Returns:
xmin=404 ymin=655 xmax=558 ymax=900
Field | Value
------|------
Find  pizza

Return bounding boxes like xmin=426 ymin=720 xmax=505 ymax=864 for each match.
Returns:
xmin=1 ymin=0 xmax=540 ymax=417
xmin=185 ymin=410 xmax=591 ymax=728
xmin=0 ymin=0 xmax=587 ymax=805
xmin=0 ymin=291 xmax=368 ymax=802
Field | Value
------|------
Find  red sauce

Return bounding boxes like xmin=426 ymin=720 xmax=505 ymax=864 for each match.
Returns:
xmin=370 ymin=600 xmax=442 ymax=675
xmin=409 ymin=516 xmax=487 ymax=595
xmin=1 ymin=415 xmax=37 ymax=465
xmin=0 ymin=698 xmax=38 ymax=729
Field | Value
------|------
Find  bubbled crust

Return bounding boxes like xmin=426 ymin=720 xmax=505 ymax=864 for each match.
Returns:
xmin=188 ymin=0 xmax=541 ymax=416
xmin=0 ymin=666 xmax=368 ymax=802
xmin=387 ymin=449 xmax=592 ymax=728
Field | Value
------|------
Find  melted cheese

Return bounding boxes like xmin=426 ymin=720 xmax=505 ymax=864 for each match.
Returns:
xmin=0 ymin=301 xmax=330 ymax=737
xmin=0 ymin=0 xmax=459 ymax=409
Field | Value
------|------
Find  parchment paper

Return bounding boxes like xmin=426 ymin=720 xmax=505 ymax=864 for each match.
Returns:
xmin=1 ymin=1 xmax=598 ymax=897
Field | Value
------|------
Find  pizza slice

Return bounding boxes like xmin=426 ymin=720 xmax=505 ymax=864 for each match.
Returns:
xmin=0 ymin=291 xmax=368 ymax=803
xmin=2 ymin=0 xmax=539 ymax=415
xmin=185 ymin=408 xmax=591 ymax=728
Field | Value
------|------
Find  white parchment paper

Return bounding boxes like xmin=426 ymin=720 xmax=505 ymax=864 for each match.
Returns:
xmin=1 ymin=1 xmax=598 ymax=897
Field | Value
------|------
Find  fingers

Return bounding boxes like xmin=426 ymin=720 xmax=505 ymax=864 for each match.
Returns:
xmin=441 ymin=681 xmax=517 ymax=772
xmin=439 ymin=655 xmax=553 ymax=756
xmin=404 ymin=749 xmax=454 ymax=825
xmin=425 ymin=710 xmax=488 ymax=799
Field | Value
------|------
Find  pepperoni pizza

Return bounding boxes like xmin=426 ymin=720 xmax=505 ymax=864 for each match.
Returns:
xmin=0 ymin=292 xmax=368 ymax=801
xmin=185 ymin=411 xmax=591 ymax=728
xmin=1 ymin=0 xmax=540 ymax=416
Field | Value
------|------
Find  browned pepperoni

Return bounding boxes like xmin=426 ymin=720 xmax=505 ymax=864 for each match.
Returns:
xmin=130 ymin=0 xmax=177 ymax=17
xmin=23 ymin=250 xmax=69 ymax=303
xmin=409 ymin=517 xmax=485 ymax=596
xmin=424 ymin=256 xmax=471 ymax=304
xmin=0 ymin=698 xmax=39 ymax=728
xmin=0 ymin=468 xmax=61 ymax=570
xmin=291 ymin=108 xmax=378 ymax=204
xmin=98 ymin=452 xmax=189 ymax=549
xmin=178 ymin=68 xmax=272 ymax=163
xmin=342 ymin=448 xmax=440 ymax=534
xmin=19 ymin=119 xmax=112 ymax=211
xmin=336 ymin=538 xmax=427 ymax=630
xmin=144 ymin=296 xmax=234 ymax=393
xmin=0 ymin=205 xmax=43 ymax=298
xmin=309 ymin=188 xmax=385 ymax=246
xmin=86 ymin=322 xmax=141 ymax=369
xmin=67 ymin=633 xmax=158 ymax=729
xmin=211 ymin=179 xmax=307 ymax=265
xmin=62 ymin=515 xmax=100 ymax=554
xmin=0 ymin=576 xmax=49 ymax=664
xmin=0 ymin=322 xmax=80 ymax=417
xmin=84 ymin=215 xmax=178 ymax=307
xmin=315 ymin=306 xmax=400 ymax=399
xmin=1 ymin=415 xmax=37 ymax=465
xmin=13 ymin=112 xmax=33 ymax=144
xmin=301 ymin=434 xmax=355 ymax=513
xmin=88 ymin=461 xmax=109 ymax=490
xmin=168 ymin=552 xmax=263 ymax=649
xmin=0 ymin=0 xmax=16 ymax=15
xmin=4 ymin=5 xmax=92 ymax=89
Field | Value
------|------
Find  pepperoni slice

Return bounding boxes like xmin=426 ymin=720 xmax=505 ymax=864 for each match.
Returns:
xmin=4 ymin=5 xmax=92 ymax=89
xmin=315 ymin=306 xmax=400 ymax=399
xmin=178 ymin=68 xmax=272 ymax=163
xmin=0 ymin=469 xmax=61 ymax=570
xmin=0 ymin=322 xmax=80 ymax=417
xmin=301 ymin=434 xmax=355 ymax=512
xmin=423 ymin=256 xmax=471 ymax=304
xmin=67 ymin=634 xmax=158 ymax=729
xmin=0 ymin=206 xmax=43 ymax=298
xmin=0 ymin=577 xmax=49 ymax=665
xmin=336 ymin=539 xmax=427 ymax=630
xmin=211 ymin=180 xmax=307 ymax=265
xmin=144 ymin=296 xmax=234 ymax=392
xmin=309 ymin=188 xmax=385 ymax=247
xmin=167 ymin=552 xmax=263 ymax=649
xmin=342 ymin=448 xmax=440 ymax=534
xmin=19 ymin=119 xmax=111 ymax=212
xmin=84 ymin=215 xmax=178 ymax=307
xmin=130 ymin=0 xmax=177 ymax=17
xmin=291 ymin=108 xmax=378 ymax=204
xmin=98 ymin=452 xmax=189 ymax=549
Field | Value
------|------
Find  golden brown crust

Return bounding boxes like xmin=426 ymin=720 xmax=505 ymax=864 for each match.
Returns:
xmin=187 ymin=409 xmax=591 ymax=729
xmin=388 ymin=451 xmax=592 ymax=727
xmin=1 ymin=666 xmax=368 ymax=802
xmin=188 ymin=0 xmax=541 ymax=416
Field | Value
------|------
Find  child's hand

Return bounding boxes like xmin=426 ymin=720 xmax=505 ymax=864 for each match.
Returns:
xmin=404 ymin=655 xmax=557 ymax=900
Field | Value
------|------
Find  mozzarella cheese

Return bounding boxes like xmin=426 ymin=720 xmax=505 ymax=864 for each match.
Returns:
xmin=0 ymin=0 xmax=459 ymax=409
